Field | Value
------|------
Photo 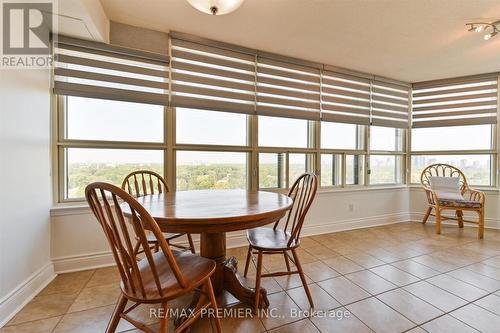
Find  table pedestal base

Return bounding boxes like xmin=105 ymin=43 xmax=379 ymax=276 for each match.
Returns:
xmin=200 ymin=232 xmax=269 ymax=308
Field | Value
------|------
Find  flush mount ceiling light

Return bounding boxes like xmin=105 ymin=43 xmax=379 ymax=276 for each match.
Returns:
xmin=186 ymin=0 xmax=244 ymax=15
xmin=466 ymin=21 xmax=500 ymax=40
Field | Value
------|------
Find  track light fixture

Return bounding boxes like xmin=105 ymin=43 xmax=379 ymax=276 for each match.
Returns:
xmin=466 ymin=21 xmax=500 ymax=41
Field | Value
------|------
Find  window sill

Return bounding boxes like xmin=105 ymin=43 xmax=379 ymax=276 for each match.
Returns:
xmin=50 ymin=185 xmax=410 ymax=216
xmin=408 ymin=184 xmax=499 ymax=194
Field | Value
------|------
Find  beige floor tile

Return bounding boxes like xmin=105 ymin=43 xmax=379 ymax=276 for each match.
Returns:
xmin=369 ymin=248 xmax=402 ymax=263
xmin=344 ymin=270 xmax=396 ymax=295
xmin=301 ymin=260 xmax=339 ymax=282
xmin=38 ymin=270 xmax=94 ymax=296
xmin=274 ymin=272 xmax=313 ymax=290
xmin=243 ymin=274 xmax=283 ymax=295
xmin=0 ymin=316 xmax=61 ymax=333
xmin=344 ymin=252 xmax=386 ymax=269
xmin=422 ymin=314 xmax=479 ymax=333
xmin=318 ymin=276 xmax=370 ymax=305
xmin=450 ymin=303 xmax=500 ymax=333
xmin=258 ymin=291 xmax=303 ymax=330
xmin=8 ymin=292 xmax=78 ymax=325
xmin=406 ymin=327 xmax=427 ymax=333
xmin=448 ymin=268 xmax=500 ymax=292
xmin=311 ymin=307 xmax=373 ymax=333
xmin=322 ymin=256 xmax=364 ymax=275
xmin=218 ymin=304 xmax=266 ymax=333
xmin=411 ymin=255 xmax=461 ymax=272
xmin=85 ymin=266 xmax=121 ymax=288
xmin=391 ymin=259 xmax=440 ymax=279
xmin=482 ymin=256 xmax=500 ymax=269
xmin=67 ymin=283 xmax=121 ymax=313
xmin=268 ymin=319 xmax=320 ymax=333
xmin=426 ymin=274 xmax=488 ymax=301
xmin=377 ymin=289 xmax=443 ymax=324
xmin=474 ymin=294 xmax=500 ymax=315
xmin=403 ymin=281 xmax=467 ymax=312
xmin=299 ymin=237 xmax=322 ymax=249
xmin=305 ymin=246 xmax=340 ymax=260
xmin=53 ymin=305 xmax=133 ymax=333
xmin=466 ymin=262 xmax=500 ymax=280
xmin=287 ymin=283 xmax=340 ymax=311
xmin=370 ymin=265 xmax=419 ymax=286
xmin=346 ymin=297 xmax=414 ymax=333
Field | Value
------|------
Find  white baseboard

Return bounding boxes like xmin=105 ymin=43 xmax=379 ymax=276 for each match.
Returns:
xmin=0 ymin=263 xmax=55 ymax=327
xmin=51 ymin=212 xmax=411 ymax=274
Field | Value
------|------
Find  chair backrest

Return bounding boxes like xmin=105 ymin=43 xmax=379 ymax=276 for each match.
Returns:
xmin=85 ymin=182 xmax=187 ymax=300
xmin=121 ymin=170 xmax=169 ymax=197
xmin=274 ymin=173 xmax=318 ymax=247
xmin=420 ymin=163 xmax=468 ymax=194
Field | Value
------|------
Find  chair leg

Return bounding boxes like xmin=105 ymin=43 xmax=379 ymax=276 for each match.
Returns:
xmin=159 ymin=302 xmax=168 ymax=333
xmin=456 ymin=210 xmax=464 ymax=228
xmin=283 ymin=252 xmax=291 ymax=272
xmin=243 ymin=246 xmax=252 ymax=278
xmin=187 ymin=234 xmax=196 ymax=254
xmin=479 ymin=209 xmax=484 ymax=239
xmin=254 ymin=250 xmax=263 ymax=312
xmin=205 ymin=278 xmax=222 ymax=333
xmin=291 ymin=248 xmax=314 ymax=308
xmin=106 ymin=293 xmax=127 ymax=333
xmin=435 ymin=208 xmax=441 ymax=235
xmin=422 ymin=207 xmax=432 ymax=224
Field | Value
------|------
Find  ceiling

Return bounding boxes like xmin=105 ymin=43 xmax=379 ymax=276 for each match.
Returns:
xmin=99 ymin=0 xmax=500 ymax=83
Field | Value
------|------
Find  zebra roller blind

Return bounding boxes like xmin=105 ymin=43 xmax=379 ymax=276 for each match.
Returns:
xmin=256 ymin=57 xmax=321 ymax=120
xmin=321 ymin=71 xmax=371 ymax=125
xmin=53 ymin=35 xmax=170 ymax=105
xmin=371 ymin=81 xmax=410 ymax=128
xmin=412 ymin=76 xmax=498 ymax=128
xmin=170 ymin=38 xmax=256 ymax=114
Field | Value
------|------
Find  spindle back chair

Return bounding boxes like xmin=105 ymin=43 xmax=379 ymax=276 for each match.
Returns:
xmin=85 ymin=182 xmax=221 ymax=333
xmin=243 ymin=173 xmax=318 ymax=310
xmin=122 ymin=171 xmax=195 ymax=254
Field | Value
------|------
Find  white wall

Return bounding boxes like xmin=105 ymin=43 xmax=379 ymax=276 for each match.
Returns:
xmin=0 ymin=69 xmax=54 ymax=325
xmin=50 ymin=187 xmax=410 ymax=272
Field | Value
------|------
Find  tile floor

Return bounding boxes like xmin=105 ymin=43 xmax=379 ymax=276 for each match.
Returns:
xmin=3 ymin=221 xmax=500 ymax=333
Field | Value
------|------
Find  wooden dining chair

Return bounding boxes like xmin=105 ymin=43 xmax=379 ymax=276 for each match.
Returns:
xmin=122 ymin=171 xmax=196 ymax=254
xmin=85 ymin=182 xmax=222 ymax=333
xmin=243 ymin=173 xmax=318 ymax=310
xmin=421 ymin=163 xmax=485 ymax=238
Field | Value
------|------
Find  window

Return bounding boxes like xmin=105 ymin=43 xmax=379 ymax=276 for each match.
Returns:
xmin=411 ymin=125 xmax=496 ymax=186
xmin=259 ymin=116 xmax=310 ymax=148
xmin=289 ymin=153 xmax=315 ymax=185
xmin=65 ymin=148 xmax=163 ymax=199
xmin=66 ymin=97 xmax=164 ymax=143
xmin=321 ymin=154 xmax=342 ymax=186
xmin=346 ymin=155 xmax=365 ymax=185
xmin=321 ymin=122 xmax=364 ymax=150
xmin=259 ymin=153 xmax=285 ymax=189
xmin=411 ymin=125 xmax=493 ymax=151
xmin=176 ymin=108 xmax=248 ymax=146
xmin=370 ymin=155 xmax=402 ymax=185
xmin=411 ymin=155 xmax=493 ymax=186
xmin=176 ymin=151 xmax=248 ymax=190
xmin=370 ymin=126 xmax=403 ymax=151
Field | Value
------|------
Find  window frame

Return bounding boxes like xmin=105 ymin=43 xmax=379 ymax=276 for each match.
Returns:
xmin=408 ymin=123 xmax=498 ymax=187
xmin=54 ymin=99 xmax=410 ymax=203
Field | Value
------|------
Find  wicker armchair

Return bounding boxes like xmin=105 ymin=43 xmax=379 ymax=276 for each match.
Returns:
xmin=420 ymin=163 xmax=485 ymax=238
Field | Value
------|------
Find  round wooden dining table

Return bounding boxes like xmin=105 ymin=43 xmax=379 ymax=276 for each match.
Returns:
xmin=121 ymin=189 xmax=293 ymax=308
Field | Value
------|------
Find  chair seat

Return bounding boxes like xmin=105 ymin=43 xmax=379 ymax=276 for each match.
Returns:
xmin=439 ymin=198 xmax=481 ymax=209
xmin=121 ymin=250 xmax=215 ymax=302
xmin=146 ymin=232 xmax=185 ymax=243
xmin=246 ymin=227 xmax=298 ymax=250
